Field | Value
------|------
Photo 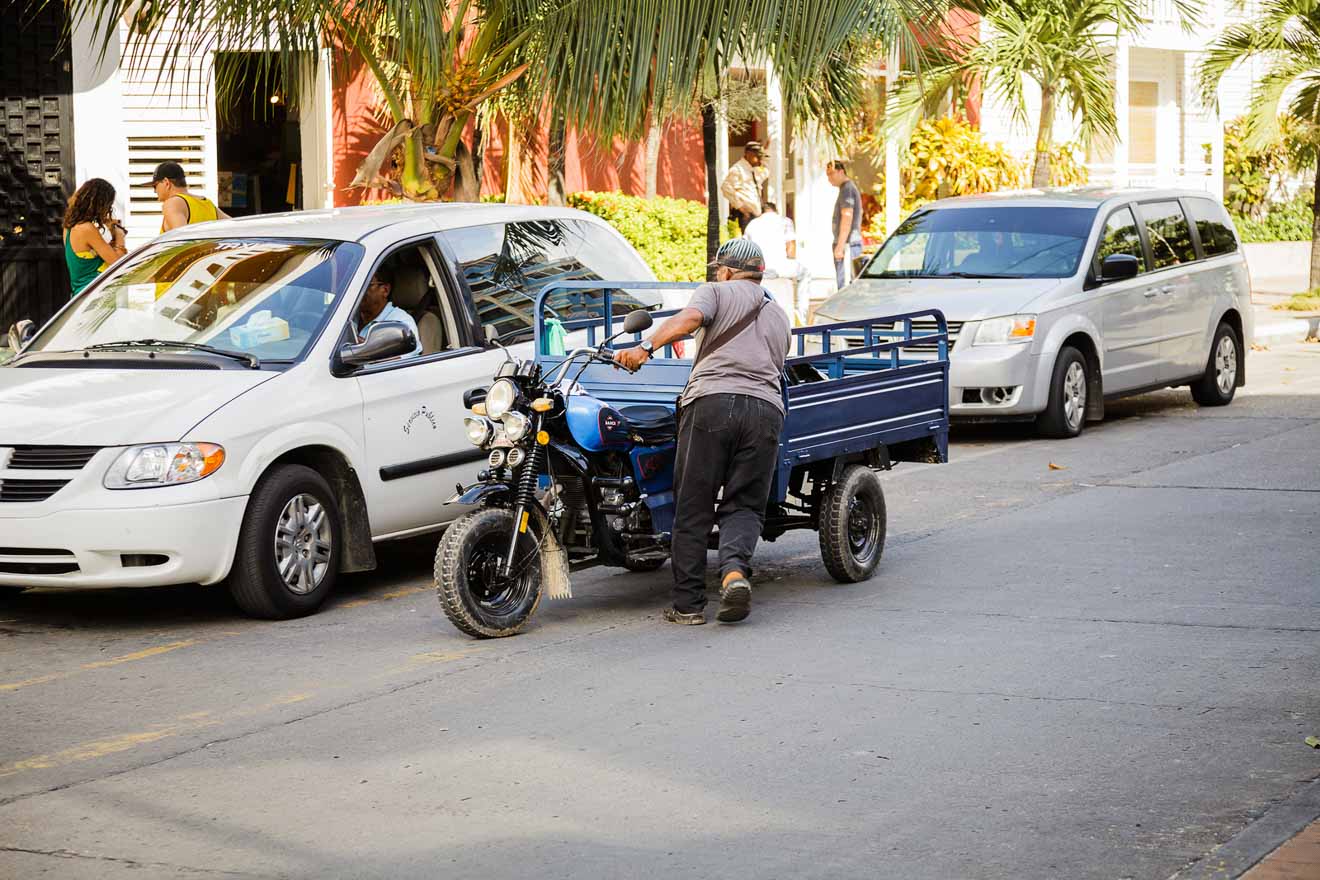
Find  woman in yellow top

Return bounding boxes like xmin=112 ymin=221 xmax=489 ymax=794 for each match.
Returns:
xmin=149 ymin=161 xmax=229 ymax=233
xmin=63 ymin=178 xmax=128 ymax=298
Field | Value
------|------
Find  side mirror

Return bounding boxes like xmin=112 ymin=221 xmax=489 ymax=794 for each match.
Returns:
xmin=622 ymin=309 xmax=653 ymax=334
xmin=338 ymin=321 xmax=416 ymax=368
xmin=462 ymin=387 xmax=487 ymax=409
xmin=1099 ymin=254 xmax=1140 ymax=282
xmin=8 ymin=319 xmax=35 ymax=351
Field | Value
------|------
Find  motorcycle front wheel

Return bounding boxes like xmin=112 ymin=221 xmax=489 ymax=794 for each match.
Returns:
xmin=435 ymin=508 xmax=542 ymax=638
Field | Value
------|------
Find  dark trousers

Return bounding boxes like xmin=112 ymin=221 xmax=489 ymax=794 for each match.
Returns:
xmin=671 ymin=393 xmax=785 ymax=613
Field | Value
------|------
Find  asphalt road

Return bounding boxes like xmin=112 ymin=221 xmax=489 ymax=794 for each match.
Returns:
xmin=2 ymin=343 xmax=1318 ymax=880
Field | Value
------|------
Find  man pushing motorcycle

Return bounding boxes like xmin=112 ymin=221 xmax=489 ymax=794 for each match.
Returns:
xmin=614 ymin=239 xmax=791 ymax=625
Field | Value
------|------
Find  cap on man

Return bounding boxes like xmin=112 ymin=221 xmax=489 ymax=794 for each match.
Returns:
xmin=149 ymin=161 xmax=229 ymax=234
xmin=613 ymin=237 xmax=790 ymax=627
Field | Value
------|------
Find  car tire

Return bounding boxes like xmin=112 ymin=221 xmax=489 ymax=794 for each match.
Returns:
xmin=1036 ymin=346 xmax=1089 ymax=439
xmin=1190 ymin=322 xmax=1240 ymax=407
xmin=435 ymin=508 xmax=542 ymax=639
xmin=818 ymin=465 xmax=887 ymax=583
xmin=227 ymin=464 xmax=341 ymax=619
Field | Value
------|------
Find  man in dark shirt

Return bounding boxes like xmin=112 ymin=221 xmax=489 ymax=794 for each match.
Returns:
xmin=614 ymin=239 xmax=790 ymax=625
xmin=828 ymin=160 xmax=864 ymax=289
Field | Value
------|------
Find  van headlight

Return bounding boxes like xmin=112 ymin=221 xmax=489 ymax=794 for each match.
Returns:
xmin=501 ymin=411 xmax=531 ymax=442
xmin=974 ymin=315 xmax=1036 ymax=345
xmin=464 ymin=416 xmax=494 ymax=447
xmin=485 ymin=379 xmax=518 ymax=419
xmin=104 ymin=443 xmax=225 ymax=489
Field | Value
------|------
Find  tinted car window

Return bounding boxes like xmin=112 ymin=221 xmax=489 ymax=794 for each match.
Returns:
xmin=1186 ymin=198 xmax=1238 ymax=257
xmin=444 ymin=219 xmax=656 ymax=342
xmin=1095 ymin=207 xmax=1147 ymax=275
xmin=1140 ymin=201 xmax=1197 ymax=270
xmin=861 ymin=206 xmax=1095 ymax=279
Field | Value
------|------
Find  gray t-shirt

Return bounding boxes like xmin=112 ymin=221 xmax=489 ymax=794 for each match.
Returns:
xmin=833 ymin=179 xmax=863 ymax=244
xmin=681 ymin=279 xmax=791 ymax=412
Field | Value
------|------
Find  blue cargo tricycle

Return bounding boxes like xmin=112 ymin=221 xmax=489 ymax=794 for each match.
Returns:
xmin=434 ymin=281 xmax=950 ymax=638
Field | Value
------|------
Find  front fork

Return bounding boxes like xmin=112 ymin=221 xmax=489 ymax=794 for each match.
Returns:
xmin=503 ymin=414 xmax=545 ymax=574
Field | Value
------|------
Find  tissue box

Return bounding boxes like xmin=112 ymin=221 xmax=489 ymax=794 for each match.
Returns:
xmin=229 ymin=316 xmax=290 ymax=348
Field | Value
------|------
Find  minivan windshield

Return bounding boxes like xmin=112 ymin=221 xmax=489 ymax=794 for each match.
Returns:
xmin=29 ymin=238 xmax=365 ymax=363
xmin=862 ymin=206 xmax=1096 ymax=280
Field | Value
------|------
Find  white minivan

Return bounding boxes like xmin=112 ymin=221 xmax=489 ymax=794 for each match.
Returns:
xmin=814 ymin=189 xmax=1254 ymax=437
xmin=0 ymin=204 xmax=658 ymax=617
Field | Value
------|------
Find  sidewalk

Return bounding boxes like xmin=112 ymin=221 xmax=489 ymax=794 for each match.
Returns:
xmin=1242 ymin=818 xmax=1320 ymax=879
xmin=1253 ymin=301 xmax=1320 ymax=347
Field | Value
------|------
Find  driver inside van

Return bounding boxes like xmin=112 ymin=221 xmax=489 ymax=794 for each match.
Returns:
xmin=357 ymin=266 xmax=422 ymax=357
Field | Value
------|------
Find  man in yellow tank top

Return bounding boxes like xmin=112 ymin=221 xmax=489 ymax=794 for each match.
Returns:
xmin=150 ymin=162 xmax=229 ymax=233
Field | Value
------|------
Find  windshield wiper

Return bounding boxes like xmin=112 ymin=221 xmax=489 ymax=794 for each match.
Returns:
xmin=85 ymin=339 xmax=260 ymax=368
xmin=933 ymin=271 xmax=1024 ymax=279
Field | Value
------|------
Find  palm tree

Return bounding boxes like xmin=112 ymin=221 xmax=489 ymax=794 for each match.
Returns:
xmin=1200 ymin=0 xmax=1320 ymax=289
xmin=892 ymin=0 xmax=1194 ymax=188
xmin=73 ymin=0 xmax=940 ymax=215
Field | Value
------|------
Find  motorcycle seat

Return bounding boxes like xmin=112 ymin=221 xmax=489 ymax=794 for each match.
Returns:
xmin=618 ymin=404 xmax=677 ymax=444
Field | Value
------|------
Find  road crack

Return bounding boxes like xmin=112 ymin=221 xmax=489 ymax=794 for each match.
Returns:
xmin=0 ymin=845 xmax=273 ymax=877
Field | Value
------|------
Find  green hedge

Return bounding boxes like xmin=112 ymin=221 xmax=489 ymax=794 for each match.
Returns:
xmin=1233 ymin=196 xmax=1314 ymax=243
xmin=566 ymin=191 xmax=707 ymax=282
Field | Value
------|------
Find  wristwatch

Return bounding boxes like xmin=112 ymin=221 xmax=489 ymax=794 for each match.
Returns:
xmin=640 ymin=340 xmax=655 ymax=358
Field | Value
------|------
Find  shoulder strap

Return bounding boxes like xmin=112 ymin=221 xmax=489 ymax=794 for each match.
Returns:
xmin=691 ymin=289 xmax=773 ymax=371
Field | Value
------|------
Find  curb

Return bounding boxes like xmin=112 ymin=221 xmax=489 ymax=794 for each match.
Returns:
xmin=1253 ymin=314 xmax=1319 ymax=347
xmin=1170 ymin=776 xmax=1320 ymax=879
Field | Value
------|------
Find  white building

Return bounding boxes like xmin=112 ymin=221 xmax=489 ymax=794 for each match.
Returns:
xmin=979 ymin=0 xmax=1266 ymax=196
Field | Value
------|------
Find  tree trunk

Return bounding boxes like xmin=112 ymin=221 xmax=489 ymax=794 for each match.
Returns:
xmin=1310 ymin=154 xmax=1320 ymax=292
xmin=547 ymin=111 xmax=567 ymax=207
xmin=401 ymin=132 xmax=438 ymax=201
xmin=472 ymin=121 xmax=485 ymax=198
xmin=702 ymin=102 xmax=720 ymax=279
xmin=1031 ymin=86 xmax=1055 ymax=189
xmin=645 ymin=119 xmax=661 ymax=199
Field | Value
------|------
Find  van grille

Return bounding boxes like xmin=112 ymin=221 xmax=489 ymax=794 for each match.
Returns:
xmin=7 ymin=445 xmax=101 ymax=470
xmin=845 ymin=320 xmax=962 ymax=353
xmin=0 ymin=479 xmax=70 ymax=503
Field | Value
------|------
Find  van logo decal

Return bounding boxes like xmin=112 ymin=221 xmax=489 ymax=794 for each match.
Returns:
xmin=403 ymin=406 xmax=437 ymax=435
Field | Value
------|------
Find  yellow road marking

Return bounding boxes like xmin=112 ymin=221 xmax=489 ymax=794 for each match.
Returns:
xmin=339 ymin=584 xmax=430 ymax=609
xmin=409 ymin=646 xmax=485 ymax=665
xmin=0 ymin=639 xmax=198 ymax=694
xmin=0 ymin=692 xmax=313 ymax=778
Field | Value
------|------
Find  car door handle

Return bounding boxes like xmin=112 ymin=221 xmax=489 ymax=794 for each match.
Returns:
xmin=1143 ymin=289 xmax=1159 ymax=298
xmin=1159 ymin=284 xmax=1175 ymax=294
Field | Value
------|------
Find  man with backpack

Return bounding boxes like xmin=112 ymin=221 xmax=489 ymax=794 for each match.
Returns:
xmin=613 ymin=239 xmax=790 ymax=626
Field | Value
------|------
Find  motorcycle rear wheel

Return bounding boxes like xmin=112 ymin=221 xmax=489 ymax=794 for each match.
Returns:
xmin=435 ymin=508 xmax=542 ymax=638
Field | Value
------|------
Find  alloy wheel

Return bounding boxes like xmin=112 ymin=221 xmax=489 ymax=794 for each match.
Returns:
xmin=1063 ymin=361 xmax=1087 ymax=432
xmin=1215 ymin=334 xmax=1237 ymax=396
xmin=274 ymin=493 xmax=332 ymax=595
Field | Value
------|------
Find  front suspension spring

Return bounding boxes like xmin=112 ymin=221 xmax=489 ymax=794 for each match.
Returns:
xmin=513 ymin=444 xmax=544 ymax=509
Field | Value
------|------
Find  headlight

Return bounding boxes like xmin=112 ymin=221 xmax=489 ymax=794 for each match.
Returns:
xmin=506 ymin=448 xmax=526 ymax=467
xmin=974 ymin=315 xmax=1037 ymax=346
xmin=464 ymin=416 xmax=493 ymax=447
xmin=485 ymin=379 xmax=518 ymax=419
xmin=502 ymin=411 xmax=531 ymax=442
xmin=488 ymin=449 xmax=506 ymax=468
xmin=104 ymin=443 xmax=225 ymax=489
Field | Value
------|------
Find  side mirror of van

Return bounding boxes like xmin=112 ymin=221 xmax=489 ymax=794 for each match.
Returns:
xmin=1099 ymin=254 xmax=1140 ymax=282
xmin=8 ymin=319 xmax=35 ymax=351
xmin=338 ymin=321 xmax=416 ymax=368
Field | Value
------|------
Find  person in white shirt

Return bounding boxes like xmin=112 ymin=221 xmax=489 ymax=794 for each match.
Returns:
xmin=357 ymin=267 xmax=422 ymax=357
xmin=744 ymin=202 xmax=812 ymax=326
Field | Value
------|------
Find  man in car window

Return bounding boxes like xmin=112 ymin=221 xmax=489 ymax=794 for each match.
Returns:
xmin=357 ymin=267 xmax=422 ymax=357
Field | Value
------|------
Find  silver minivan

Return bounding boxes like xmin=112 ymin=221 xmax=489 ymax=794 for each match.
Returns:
xmin=813 ymin=189 xmax=1253 ymax=437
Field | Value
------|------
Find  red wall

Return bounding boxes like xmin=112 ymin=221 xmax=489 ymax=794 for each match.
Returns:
xmin=331 ymin=53 xmax=706 ymax=206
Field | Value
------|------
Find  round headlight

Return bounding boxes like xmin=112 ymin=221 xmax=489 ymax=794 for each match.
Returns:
xmin=488 ymin=449 xmax=506 ymax=469
xmin=502 ymin=411 xmax=530 ymax=442
xmin=506 ymin=448 xmax=527 ymax=468
xmin=464 ymin=416 xmax=493 ymax=447
xmin=486 ymin=379 xmax=518 ymax=419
